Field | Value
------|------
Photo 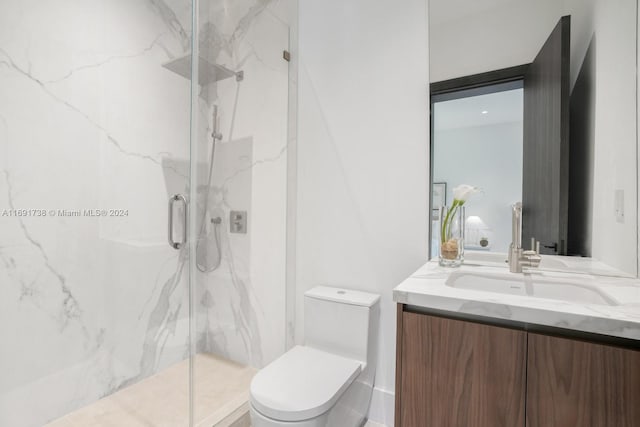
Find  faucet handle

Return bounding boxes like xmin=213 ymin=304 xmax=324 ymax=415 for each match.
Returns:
xmin=523 ymin=237 xmax=542 ymax=268
xmin=526 ymin=237 xmax=542 ymax=254
xmin=522 ymin=237 xmax=540 ymax=257
xmin=529 ymin=237 xmax=541 ymax=254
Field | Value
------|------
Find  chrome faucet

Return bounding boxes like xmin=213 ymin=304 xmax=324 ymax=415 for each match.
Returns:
xmin=508 ymin=202 xmax=542 ymax=273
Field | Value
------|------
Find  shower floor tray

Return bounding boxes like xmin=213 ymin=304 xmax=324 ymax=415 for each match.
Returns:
xmin=45 ymin=354 xmax=256 ymax=427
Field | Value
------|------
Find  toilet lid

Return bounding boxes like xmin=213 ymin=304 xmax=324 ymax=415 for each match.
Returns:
xmin=250 ymin=346 xmax=362 ymax=422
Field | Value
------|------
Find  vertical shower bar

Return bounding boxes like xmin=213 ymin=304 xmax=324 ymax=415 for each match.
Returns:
xmin=188 ymin=0 xmax=199 ymax=426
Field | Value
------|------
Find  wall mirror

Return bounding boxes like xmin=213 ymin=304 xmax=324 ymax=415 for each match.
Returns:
xmin=429 ymin=0 xmax=638 ymax=276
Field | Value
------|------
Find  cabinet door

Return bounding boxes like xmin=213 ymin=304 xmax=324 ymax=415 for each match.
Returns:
xmin=398 ymin=312 xmax=526 ymax=427
xmin=527 ymin=333 xmax=640 ymax=427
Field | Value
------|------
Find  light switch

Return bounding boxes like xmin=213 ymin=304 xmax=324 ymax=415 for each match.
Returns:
xmin=615 ymin=189 xmax=624 ymax=223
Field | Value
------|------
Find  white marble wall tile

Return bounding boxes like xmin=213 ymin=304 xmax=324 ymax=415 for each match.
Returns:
xmin=0 ymin=1 xmax=192 ymax=426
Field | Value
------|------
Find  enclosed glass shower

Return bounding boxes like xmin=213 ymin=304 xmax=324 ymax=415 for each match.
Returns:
xmin=0 ymin=1 xmax=296 ymax=426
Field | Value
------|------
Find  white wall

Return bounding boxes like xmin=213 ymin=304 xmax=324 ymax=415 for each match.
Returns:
xmin=429 ymin=0 xmax=563 ymax=82
xmin=430 ymin=0 xmax=638 ymax=275
xmin=430 ymin=0 xmax=594 ymax=90
xmin=297 ymin=0 xmax=429 ymax=424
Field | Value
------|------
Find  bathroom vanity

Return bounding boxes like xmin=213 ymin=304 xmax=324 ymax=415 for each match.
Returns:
xmin=393 ymin=254 xmax=640 ymax=427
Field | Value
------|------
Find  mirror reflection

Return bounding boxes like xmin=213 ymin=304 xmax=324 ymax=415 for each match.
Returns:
xmin=432 ymin=87 xmax=523 ymax=254
xmin=429 ymin=0 xmax=638 ymax=276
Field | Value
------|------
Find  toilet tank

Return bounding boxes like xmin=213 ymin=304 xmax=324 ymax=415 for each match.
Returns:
xmin=304 ymin=286 xmax=380 ymax=365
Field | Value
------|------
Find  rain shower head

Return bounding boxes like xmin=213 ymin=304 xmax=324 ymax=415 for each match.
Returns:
xmin=162 ymin=54 xmax=243 ymax=86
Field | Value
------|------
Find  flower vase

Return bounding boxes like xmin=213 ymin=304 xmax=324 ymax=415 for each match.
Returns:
xmin=439 ymin=205 xmax=465 ymax=267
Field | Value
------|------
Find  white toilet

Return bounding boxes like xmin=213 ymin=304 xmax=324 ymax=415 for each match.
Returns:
xmin=250 ymin=286 xmax=381 ymax=427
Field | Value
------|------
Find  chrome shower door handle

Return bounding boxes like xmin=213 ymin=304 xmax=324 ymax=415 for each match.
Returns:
xmin=168 ymin=194 xmax=188 ymax=250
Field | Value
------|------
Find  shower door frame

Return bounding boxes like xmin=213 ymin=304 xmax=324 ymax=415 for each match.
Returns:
xmin=188 ymin=2 xmax=199 ymax=426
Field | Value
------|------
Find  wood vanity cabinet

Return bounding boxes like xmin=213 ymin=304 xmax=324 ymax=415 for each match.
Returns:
xmin=395 ymin=309 xmax=527 ymax=427
xmin=526 ymin=333 xmax=640 ymax=427
xmin=395 ymin=306 xmax=640 ymax=427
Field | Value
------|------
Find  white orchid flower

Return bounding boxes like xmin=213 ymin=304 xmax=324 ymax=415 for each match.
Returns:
xmin=441 ymin=184 xmax=479 ymax=245
xmin=452 ymin=184 xmax=480 ymax=205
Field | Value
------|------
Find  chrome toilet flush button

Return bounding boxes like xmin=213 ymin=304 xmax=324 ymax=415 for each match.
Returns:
xmin=230 ymin=210 xmax=247 ymax=234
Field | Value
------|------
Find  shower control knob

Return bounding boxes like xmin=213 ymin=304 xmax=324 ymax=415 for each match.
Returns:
xmin=230 ymin=210 xmax=247 ymax=234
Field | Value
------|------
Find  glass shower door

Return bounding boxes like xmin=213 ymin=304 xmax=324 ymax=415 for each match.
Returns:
xmin=0 ymin=1 xmax=194 ymax=425
xmin=189 ymin=1 xmax=293 ymax=425
xmin=0 ymin=0 xmax=294 ymax=425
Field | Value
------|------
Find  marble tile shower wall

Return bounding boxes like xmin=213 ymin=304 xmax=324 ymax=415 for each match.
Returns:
xmin=193 ymin=0 xmax=290 ymax=369
xmin=0 ymin=1 xmax=292 ymax=426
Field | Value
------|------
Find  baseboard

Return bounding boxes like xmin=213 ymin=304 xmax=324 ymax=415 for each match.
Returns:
xmin=367 ymin=387 xmax=394 ymax=427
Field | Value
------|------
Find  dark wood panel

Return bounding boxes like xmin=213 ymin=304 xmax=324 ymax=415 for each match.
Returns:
xmin=399 ymin=312 xmax=526 ymax=427
xmin=394 ymin=304 xmax=404 ymax=427
xmin=567 ymin=35 xmax=595 ymax=257
xmin=523 ymin=16 xmax=570 ymax=255
xmin=527 ymin=333 xmax=640 ymax=427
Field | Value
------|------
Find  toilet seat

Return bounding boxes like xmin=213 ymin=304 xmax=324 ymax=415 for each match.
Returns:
xmin=250 ymin=346 xmax=362 ymax=422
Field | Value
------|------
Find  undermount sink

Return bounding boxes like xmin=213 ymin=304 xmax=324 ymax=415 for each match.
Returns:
xmin=445 ymin=271 xmax=619 ymax=306
xmin=463 ymin=251 xmax=569 ymax=270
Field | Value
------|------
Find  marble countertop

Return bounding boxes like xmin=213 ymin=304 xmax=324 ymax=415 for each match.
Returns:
xmin=393 ymin=253 xmax=640 ymax=341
